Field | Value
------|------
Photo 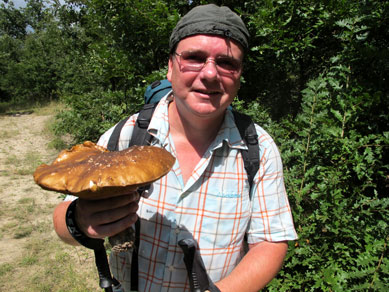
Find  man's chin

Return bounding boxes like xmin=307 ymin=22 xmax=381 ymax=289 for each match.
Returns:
xmin=190 ymin=106 xmax=225 ymax=118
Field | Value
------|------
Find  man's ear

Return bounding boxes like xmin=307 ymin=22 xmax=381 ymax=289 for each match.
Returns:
xmin=167 ymin=56 xmax=173 ymax=82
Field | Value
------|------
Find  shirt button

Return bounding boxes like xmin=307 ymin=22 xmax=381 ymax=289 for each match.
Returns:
xmin=168 ymin=265 xmax=174 ymax=272
xmin=175 ymin=227 xmax=180 ymax=234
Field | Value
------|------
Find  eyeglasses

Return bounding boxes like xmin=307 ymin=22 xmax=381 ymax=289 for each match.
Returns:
xmin=174 ymin=51 xmax=242 ymax=76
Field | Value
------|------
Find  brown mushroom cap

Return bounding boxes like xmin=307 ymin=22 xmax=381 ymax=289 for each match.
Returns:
xmin=33 ymin=141 xmax=175 ymax=199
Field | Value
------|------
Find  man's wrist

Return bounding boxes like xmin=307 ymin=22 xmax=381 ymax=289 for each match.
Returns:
xmin=65 ymin=199 xmax=104 ymax=250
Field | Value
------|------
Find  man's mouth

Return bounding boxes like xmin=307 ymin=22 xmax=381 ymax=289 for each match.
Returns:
xmin=194 ymin=89 xmax=221 ymax=95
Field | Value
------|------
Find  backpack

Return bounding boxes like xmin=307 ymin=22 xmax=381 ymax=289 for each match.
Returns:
xmin=106 ymin=80 xmax=259 ymax=291
xmin=144 ymin=79 xmax=173 ymax=104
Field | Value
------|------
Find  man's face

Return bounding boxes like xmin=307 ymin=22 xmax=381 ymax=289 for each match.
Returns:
xmin=167 ymin=34 xmax=244 ymax=119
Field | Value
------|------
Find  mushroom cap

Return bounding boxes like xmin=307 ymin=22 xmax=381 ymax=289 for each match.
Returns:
xmin=33 ymin=141 xmax=175 ymax=199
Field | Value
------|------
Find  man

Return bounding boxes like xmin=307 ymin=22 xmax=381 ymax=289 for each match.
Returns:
xmin=53 ymin=4 xmax=297 ymax=292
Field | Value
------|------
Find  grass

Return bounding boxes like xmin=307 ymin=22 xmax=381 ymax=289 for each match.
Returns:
xmin=48 ymin=135 xmax=71 ymax=150
xmin=0 ymin=263 xmax=13 ymax=277
xmin=2 ymin=151 xmax=45 ymax=176
xmin=0 ymin=101 xmax=101 ymax=291
xmin=0 ymin=120 xmax=19 ymax=144
xmin=0 ymin=99 xmax=63 ymax=116
xmin=0 ymin=188 xmax=100 ymax=291
xmin=1 ymin=238 xmax=100 ymax=291
xmin=35 ymin=101 xmax=75 ymax=149
xmin=45 ymin=116 xmax=75 ymax=150
xmin=1 ymin=197 xmax=42 ymax=239
xmin=0 ymin=112 xmax=54 ymax=176
xmin=0 ymin=100 xmax=74 ymax=152
xmin=0 ymin=129 xmax=20 ymax=140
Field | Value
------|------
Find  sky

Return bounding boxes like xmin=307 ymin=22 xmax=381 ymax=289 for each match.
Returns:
xmin=4 ymin=0 xmax=66 ymax=9
xmin=8 ymin=0 xmax=28 ymax=8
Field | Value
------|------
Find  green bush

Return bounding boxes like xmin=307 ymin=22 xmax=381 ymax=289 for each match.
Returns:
xmin=263 ymin=63 xmax=388 ymax=291
xmin=54 ymin=66 xmax=168 ymax=143
xmin=55 ymin=89 xmax=141 ymax=143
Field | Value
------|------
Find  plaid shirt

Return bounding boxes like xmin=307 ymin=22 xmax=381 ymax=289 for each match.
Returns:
xmin=97 ymin=95 xmax=297 ymax=292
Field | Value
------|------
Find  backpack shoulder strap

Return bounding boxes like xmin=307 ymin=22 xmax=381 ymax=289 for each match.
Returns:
xmin=107 ymin=116 xmax=130 ymax=151
xmin=127 ymin=103 xmax=158 ymax=292
xmin=106 ymin=103 xmax=158 ymax=151
xmin=129 ymin=103 xmax=158 ymax=147
xmin=232 ymin=110 xmax=259 ymax=197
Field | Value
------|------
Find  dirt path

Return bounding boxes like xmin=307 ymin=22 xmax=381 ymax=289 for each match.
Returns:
xmin=0 ymin=113 xmax=59 ymax=262
xmin=0 ymin=111 xmax=98 ymax=291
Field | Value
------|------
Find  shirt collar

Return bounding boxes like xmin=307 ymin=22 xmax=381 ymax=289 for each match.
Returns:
xmin=147 ymin=93 xmax=247 ymax=151
xmin=211 ymin=109 xmax=248 ymax=151
xmin=147 ymin=92 xmax=172 ymax=147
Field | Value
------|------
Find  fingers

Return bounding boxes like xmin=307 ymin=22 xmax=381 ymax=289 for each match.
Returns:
xmin=78 ymin=191 xmax=140 ymax=214
xmin=91 ymin=212 xmax=138 ymax=238
xmin=91 ymin=199 xmax=139 ymax=225
xmin=75 ymin=192 xmax=140 ymax=238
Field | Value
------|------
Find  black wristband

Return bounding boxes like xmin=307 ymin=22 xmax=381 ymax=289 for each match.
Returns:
xmin=65 ymin=199 xmax=104 ymax=250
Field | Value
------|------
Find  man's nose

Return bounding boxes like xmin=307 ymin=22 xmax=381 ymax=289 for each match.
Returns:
xmin=201 ymin=59 xmax=219 ymax=79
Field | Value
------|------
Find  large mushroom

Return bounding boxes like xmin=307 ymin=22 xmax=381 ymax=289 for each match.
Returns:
xmin=34 ymin=141 xmax=175 ymax=251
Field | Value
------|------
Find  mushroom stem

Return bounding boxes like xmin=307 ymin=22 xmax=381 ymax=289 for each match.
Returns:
xmin=109 ymin=227 xmax=136 ymax=253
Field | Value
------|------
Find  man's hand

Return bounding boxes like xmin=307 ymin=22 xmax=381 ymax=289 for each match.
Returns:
xmin=75 ymin=191 xmax=140 ymax=239
xmin=52 ymin=192 xmax=140 ymax=245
